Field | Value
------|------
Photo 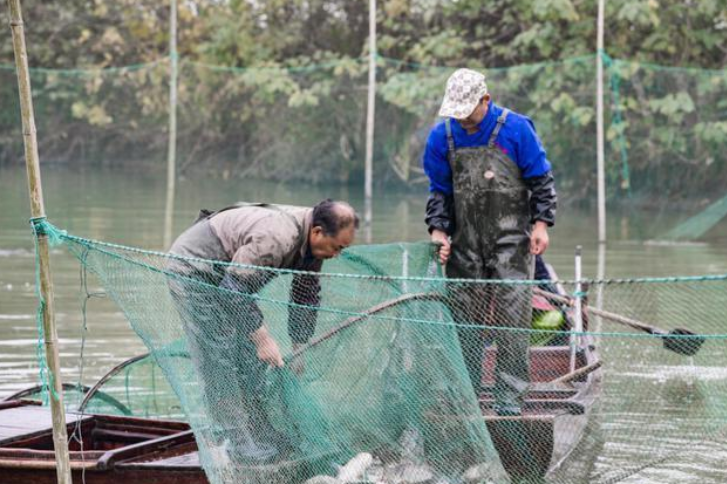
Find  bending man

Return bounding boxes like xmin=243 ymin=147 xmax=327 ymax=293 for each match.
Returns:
xmin=168 ymin=200 xmax=358 ymax=463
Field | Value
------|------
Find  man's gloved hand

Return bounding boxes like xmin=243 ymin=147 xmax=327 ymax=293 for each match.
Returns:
xmin=249 ymin=325 xmax=284 ymax=368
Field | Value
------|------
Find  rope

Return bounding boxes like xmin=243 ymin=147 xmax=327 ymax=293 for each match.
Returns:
xmin=33 ymin=219 xmax=727 ymax=286
xmin=380 ymin=53 xmax=597 ymax=72
xmin=3 ymin=52 xmax=725 ymax=76
xmin=28 ymin=217 xmax=59 ymax=404
xmin=0 ymin=58 xmax=166 ymax=75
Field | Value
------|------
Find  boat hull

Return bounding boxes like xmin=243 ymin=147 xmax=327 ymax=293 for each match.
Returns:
xmin=483 ymin=339 xmax=603 ymax=480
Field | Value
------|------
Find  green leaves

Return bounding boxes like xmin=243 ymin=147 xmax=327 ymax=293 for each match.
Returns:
xmin=695 ymin=121 xmax=727 ymax=144
xmin=648 ymin=92 xmax=696 ymax=117
xmin=71 ymin=102 xmax=113 ymax=126
xmin=532 ymin=0 xmax=580 ymax=22
xmin=616 ymin=1 xmax=660 ymax=27
xmin=1 ymin=0 xmax=726 ymax=198
xmin=409 ymin=31 xmax=468 ymax=65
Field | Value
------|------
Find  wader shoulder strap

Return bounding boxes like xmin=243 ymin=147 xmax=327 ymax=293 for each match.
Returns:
xmin=487 ymin=109 xmax=509 ymax=147
xmin=193 ymin=205 xmax=237 ymax=224
xmin=444 ymin=118 xmax=456 ymax=165
xmin=193 ymin=202 xmax=291 ymax=226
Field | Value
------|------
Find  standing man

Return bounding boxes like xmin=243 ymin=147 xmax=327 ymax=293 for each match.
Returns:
xmin=168 ymin=200 xmax=358 ymax=463
xmin=423 ymin=68 xmax=557 ymax=416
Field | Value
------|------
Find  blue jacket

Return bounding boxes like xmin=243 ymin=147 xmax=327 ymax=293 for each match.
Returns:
xmin=423 ymin=101 xmax=552 ymax=195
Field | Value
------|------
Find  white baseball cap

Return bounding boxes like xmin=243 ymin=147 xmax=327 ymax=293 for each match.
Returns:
xmin=438 ymin=68 xmax=488 ymax=120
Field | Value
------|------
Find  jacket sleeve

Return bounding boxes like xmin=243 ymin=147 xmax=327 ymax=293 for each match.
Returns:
xmin=425 ymin=191 xmax=456 ymax=235
xmin=288 ymin=271 xmax=321 ymax=344
xmin=219 ymin=270 xmax=269 ymax=336
xmin=223 ymin=238 xmax=285 ymax=336
xmin=524 ymin=171 xmax=557 ymax=226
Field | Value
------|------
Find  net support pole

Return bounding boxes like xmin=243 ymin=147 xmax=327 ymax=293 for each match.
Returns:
xmin=596 ymin=0 xmax=606 ymax=243
xmin=363 ymin=0 xmax=376 ymax=243
xmin=594 ymin=238 xmax=606 ymax=334
xmin=570 ymin=246 xmax=584 ymax=373
xmin=7 ymin=1 xmax=73 ymax=483
xmin=163 ymin=0 xmax=178 ymax=249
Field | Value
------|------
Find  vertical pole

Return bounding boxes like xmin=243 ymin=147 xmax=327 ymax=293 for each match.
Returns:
xmin=570 ymin=246 xmax=583 ymax=373
xmin=595 ymin=240 xmax=606 ymax=334
xmin=402 ymin=246 xmax=409 ymax=290
xmin=596 ymin=0 xmax=607 ymax=243
xmin=163 ymin=0 xmax=178 ymax=249
xmin=7 ymin=1 xmax=73 ymax=483
xmin=401 ymin=246 xmax=413 ymax=372
xmin=363 ymin=0 xmax=376 ymax=243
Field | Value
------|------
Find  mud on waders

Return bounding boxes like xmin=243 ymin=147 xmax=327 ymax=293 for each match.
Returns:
xmin=444 ymin=110 xmax=533 ymax=417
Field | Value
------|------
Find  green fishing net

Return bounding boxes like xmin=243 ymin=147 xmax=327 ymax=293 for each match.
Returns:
xmin=29 ymin=221 xmax=727 ymax=484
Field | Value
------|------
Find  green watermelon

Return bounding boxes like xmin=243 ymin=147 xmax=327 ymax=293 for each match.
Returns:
xmin=531 ymin=310 xmax=565 ymax=345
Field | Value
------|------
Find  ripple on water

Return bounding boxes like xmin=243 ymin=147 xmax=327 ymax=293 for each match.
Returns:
xmin=0 ymin=249 xmax=33 ymax=257
xmin=0 ymin=314 xmax=34 ymax=321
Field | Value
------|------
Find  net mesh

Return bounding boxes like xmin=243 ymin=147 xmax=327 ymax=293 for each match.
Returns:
xmin=3 ymin=54 xmax=727 ymax=238
xmin=32 ymin=221 xmax=727 ymax=484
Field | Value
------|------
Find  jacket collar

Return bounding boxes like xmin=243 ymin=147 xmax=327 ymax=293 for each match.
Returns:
xmin=479 ymin=100 xmax=502 ymax=133
xmin=299 ymin=209 xmax=313 ymax=260
xmin=451 ymin=100 xmax=502 ymax=136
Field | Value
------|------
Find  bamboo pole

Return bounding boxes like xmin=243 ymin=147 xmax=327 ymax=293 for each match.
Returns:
xmin=363 ymin=0 xmax=376 ymax=243
xmin=594 ymin=238 xmax=606 ymax=334
xmin=7 ymin=1 xmax=73 ymax=483
xmin=163 ymin=0 xmax=178 ymax=249
xmin=549 ymin=360 xmax=602 ymax=385
xmin=596 ymin=0 xmax=606 ymax=243
xmin=569 ymin=246 xmax=584 ymax=373
xmin=289 ymin=292 xmax=442 ymax=360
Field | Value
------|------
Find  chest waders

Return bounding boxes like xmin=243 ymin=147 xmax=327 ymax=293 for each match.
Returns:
xmin=445 ymin=111 xmax=533 ymax=416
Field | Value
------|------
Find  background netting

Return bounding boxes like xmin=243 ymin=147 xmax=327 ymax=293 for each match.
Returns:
xmin=2 ymin=54 xmax=727 ymax=238
xmin=34 ymin=221 xmax=727 ymax=484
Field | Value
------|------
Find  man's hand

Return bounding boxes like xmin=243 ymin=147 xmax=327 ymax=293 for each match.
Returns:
xmin=431 ymin=229 xmax=451 ymax=265
xmin=290 ymin=343 xmax=305 ymax=376
xmin=530 ymin=221 xmax=549 ymax=255
xmin=249 ymin=326 xmax=284 ymax=368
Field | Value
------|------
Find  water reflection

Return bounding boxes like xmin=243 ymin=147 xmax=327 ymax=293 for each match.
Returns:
xmin=1 ymin=165 xmax=726 ymax=390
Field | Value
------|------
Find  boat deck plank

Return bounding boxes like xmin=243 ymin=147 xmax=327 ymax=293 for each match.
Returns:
xmin=0 ymin=406 xmax=91 ymax=445
xmin=123 ymin=450 xmax=201 ymax=468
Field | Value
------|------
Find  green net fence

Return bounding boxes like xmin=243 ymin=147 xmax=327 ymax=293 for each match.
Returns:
xmin=2 ymin=53 xmax=727 ymax=238
xmin=30 ymin=220 xmax=727 ymax=484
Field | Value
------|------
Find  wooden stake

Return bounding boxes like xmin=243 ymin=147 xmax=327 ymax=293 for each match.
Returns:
xmin=289 ymin=292 xmax=442 ymax=359
xmin=163 ymin=0 xmax=178 ymax=249
xmin=596 ymin=0 xmax=606 ymax=243
xmin=569 ymin=246 xmax=583 ymax=372
xmin=363 ymin=0 xmax=376 ymax=243
xmin=549 ymin=360 xmax=602 ymax=386
xmin=6 ymin=1 xmax=73 ymax=483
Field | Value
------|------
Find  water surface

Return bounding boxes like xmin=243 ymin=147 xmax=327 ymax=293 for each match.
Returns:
xmin=1 ymin=165 xmax=726 ymax=482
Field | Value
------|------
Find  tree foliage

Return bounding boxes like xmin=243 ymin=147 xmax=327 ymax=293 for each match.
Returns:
xmin=1 ymin=0 xmax=726 ymax=202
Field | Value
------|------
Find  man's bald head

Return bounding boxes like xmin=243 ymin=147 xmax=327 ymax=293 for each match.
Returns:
xmin=309 ymin=199 xmax=359 ymax=260
xmin=312 ymin=199 xmax=359 ymax=237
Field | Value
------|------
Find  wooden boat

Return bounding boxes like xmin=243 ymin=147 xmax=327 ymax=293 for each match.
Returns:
xmin=0 ymin=280 xmax=601 ymax=483
xmin=0 ymin=399 xmax=206 ymax=484
xmin=482 ymin=336 xmax=602 ymax=480
xmin=481 ymin=274 xmax=603 ymax=481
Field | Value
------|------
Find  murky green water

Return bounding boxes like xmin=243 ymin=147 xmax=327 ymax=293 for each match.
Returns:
xmin=1 ymin=165 xmax=726 ymax=482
